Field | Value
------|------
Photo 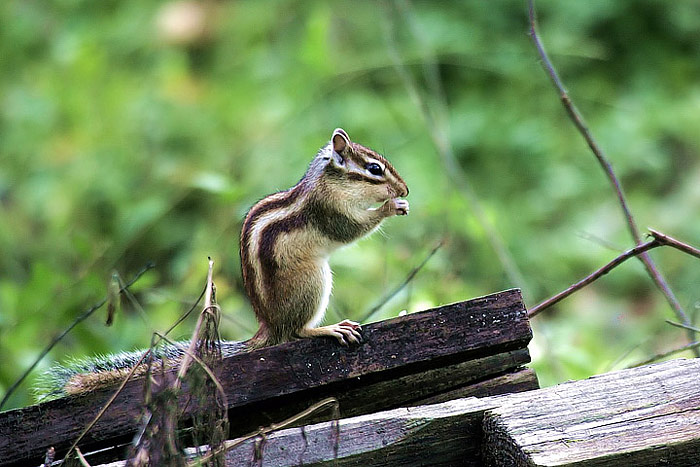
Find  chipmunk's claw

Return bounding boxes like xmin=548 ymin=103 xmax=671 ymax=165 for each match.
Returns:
xmin=300 ymin=320 xmax=363 ymax=346
xmin=330 ymin=320 xmax=363 ymax=346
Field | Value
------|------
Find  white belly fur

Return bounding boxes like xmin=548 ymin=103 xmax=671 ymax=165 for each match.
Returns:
xmin=306 ymin=260 xmax=332 ymax=328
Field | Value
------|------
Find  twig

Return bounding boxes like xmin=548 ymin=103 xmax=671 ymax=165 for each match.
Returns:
xmin=576 ymin=231 xmax=624 ymax=253
xmin=629 ymin=341 xmax=700 ymax=368
xmin=606 ymin=341 xmax=646 ymax=373
xmin=165 ymin=284 xmax=207 ymax=335
xmin=529 ymin=229 xmax=700 ymax=317
xmin=527 ymin=0 xmax=642 ymax=239
xmin=528 ymin=239 xmax=661 ymax=317
xmin=359 ymin=239 xmax=444 ymax=323
xmin=0 ymin=262 xmax=155 ymax=411
xmin=175 ymin=258 xmax=216 ymax=388
xmin=527 ymin=0 xmax=696 ymax=353
xmin=191 ymin=397 xmax=340 ymax=466
xmin=665 ymin=320 xmax=700 ymax=334
xmin=649 ymin=228 xmax=700 ymax=259
xmin=153 ymin=332 xmax=227 ymax=406
xmin=60 ymin=272 xmax=208 ymax=463
xmin=74 ymin=447 xmax=91 ymax=467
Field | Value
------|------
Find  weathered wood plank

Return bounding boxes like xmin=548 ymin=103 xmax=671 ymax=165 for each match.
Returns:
xmin=411 ymin=367 xmax=538 ymax=407
xmin=216 ymin=398 xmax=493 ymax=467
xmin=219 ymin=288 xmax=529 ymax=405
xmin=482 ymin=358 xmax=700 ymax=466
xmin=98 ymin=398 xmax=495 ymax=467
xmin=0 ymin=289 xmax=530 ymax=466
xmin=226 ymin=349 xmax=533 ymax=438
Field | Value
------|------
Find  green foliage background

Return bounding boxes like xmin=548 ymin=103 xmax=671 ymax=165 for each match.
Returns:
xmin=1 ymin=0 xmax=699 ymax=409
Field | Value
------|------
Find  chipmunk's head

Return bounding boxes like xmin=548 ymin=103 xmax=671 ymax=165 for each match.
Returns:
xmin=320 ymin=128 xmax=408 ymax=204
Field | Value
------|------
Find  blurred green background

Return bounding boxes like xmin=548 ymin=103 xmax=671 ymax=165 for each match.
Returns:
xmin=1 ymin=0 xmax=699 ymax=410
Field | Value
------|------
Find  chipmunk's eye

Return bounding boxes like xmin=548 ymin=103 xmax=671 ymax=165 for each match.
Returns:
xmin=365 ymin=162 xmax=383 ymax=176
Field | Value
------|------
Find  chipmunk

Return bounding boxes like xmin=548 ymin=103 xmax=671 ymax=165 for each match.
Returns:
xmin=241 ymin=128 xmax=409 ymax=349
xmin=34 ymin=128 xmax=408 ymax=401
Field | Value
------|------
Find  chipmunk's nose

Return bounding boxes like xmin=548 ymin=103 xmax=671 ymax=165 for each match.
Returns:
xmin=390 ymin=181 xmax=408 ymax=198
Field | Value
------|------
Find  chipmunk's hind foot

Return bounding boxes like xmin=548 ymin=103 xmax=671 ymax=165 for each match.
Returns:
xmin=299 ymin=320 xmax=362 ymax=347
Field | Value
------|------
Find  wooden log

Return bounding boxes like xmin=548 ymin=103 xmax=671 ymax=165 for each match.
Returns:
xmin=334 ymin=351 xmax=535 ymax=416
xmin=201 ymin=398 xmax=494 ymax=467
xmin=482 ymin=358 xmax=700 ymax=466
xmin=0 ymin=289 xmax=531 ymax=466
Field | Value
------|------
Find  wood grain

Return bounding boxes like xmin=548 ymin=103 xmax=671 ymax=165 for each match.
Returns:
xmin=411 ymin=367 xmax=538 ymax=407
xmin=222 ymin=398 xmax=493 ymax=467
xmin=482 ymin=358 xmax=700 ymax=466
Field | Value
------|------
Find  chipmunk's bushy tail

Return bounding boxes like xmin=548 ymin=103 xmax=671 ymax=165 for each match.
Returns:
xmin=33 ymin=340 xmax=247 ymax=402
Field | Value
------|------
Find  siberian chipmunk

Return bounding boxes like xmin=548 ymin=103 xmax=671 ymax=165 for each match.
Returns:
xmin=35 ymin=128 xmax=408 ymax=401
xmin=241 ymin=128 xmax=409 ymax=349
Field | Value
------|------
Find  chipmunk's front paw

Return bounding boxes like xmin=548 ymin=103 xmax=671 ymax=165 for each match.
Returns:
xmin=392 ymin=198 xmax=409 ymax=216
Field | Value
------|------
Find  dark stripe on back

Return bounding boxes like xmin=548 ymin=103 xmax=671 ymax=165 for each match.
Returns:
xmin=258 ymin=213 xmax=308 ymax=290
xmin=240 ymin=186 xmax=304 ymax=313
xmin=241 ymin=186 xmax=304 ymax=251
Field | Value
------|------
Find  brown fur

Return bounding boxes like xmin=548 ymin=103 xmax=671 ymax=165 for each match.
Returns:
xmin=240 ymin=129 xmax=408 ymax=349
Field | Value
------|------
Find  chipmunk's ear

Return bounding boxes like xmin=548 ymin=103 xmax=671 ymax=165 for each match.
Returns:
xmin=331 ymin=128 xmax=350 ymax=164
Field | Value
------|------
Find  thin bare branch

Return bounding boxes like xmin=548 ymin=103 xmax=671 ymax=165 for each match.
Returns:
xmin=529 ymin=239 xmax=661 ymax=318
xmin=665 ymin=320 xmax=700 ymax=334
xmin=164 ymin=284 xmax=207 ymax=336
xmin=527 ymin=0 xmax=695 ymax=352
xmin=649 ymin=228 xmax=700 ymax=259
xmin=576 ymin=231 xmax=624 ymax=253
xmin=527 ymin=1 xmax=640 ymax=237
xmin=629 ymin=341 xmax=700 ymax=368
xmin=529 ymin=229 xmax=700 ymax=318
xmin=0 ymin=262 xmax=156 ymax=411
xmin=360 ymin=239 xmax=444 ymax=323
xmin=175 ymin=258 xmax=216 ymax=387
xmin=191 ymin=397 xmax=340 ymax=466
